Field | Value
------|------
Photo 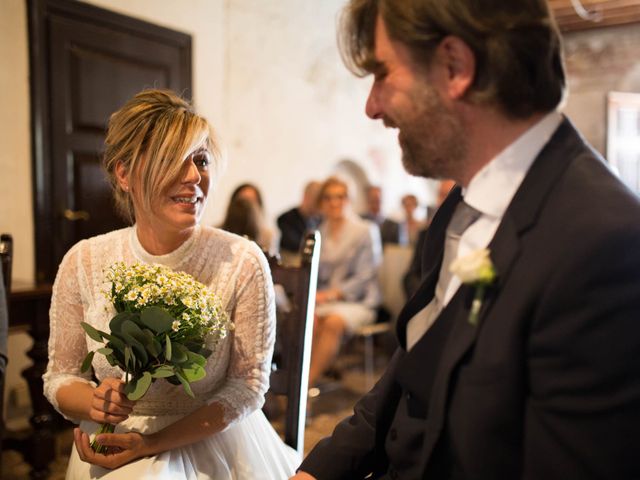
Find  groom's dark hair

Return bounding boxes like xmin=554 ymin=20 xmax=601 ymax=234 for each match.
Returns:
xmin=339 ymin=0 xmax=566 ymax=119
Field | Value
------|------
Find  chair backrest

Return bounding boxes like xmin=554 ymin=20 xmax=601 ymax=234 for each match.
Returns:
xmin=0 ymin=233 xmax=12 ymax=447
xmin=267 ymin=230 xmax=320 ymax=456
xmin=1 ymin=233 xmax=12 ymax=294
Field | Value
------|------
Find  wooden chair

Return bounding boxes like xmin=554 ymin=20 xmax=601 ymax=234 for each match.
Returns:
xmin=0 ymin=233 xmax=13 ymax=450
xmin=266 ymin=231 xmax=320 ymax=457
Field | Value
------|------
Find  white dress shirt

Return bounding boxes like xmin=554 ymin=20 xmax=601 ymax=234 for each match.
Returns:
xmin=406 ymin=111 xmax=562 ymax=350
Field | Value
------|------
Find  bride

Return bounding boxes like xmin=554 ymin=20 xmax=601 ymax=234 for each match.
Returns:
xmin=43 ymin=89 xmax=299 ymax=479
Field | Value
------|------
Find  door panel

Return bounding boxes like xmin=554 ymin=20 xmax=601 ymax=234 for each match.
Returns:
xmin=28 ymin=0 xmax=192 ymax=282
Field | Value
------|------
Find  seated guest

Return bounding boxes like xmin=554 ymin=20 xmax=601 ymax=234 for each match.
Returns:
xmin=227 ymin=183 xmax=275 ymax=253
xmin=277 ymin=181 xmax=321 ymax=262
xmin=361 ymin=185 xmax=400 ymax=244
xmin=399 ymin=193 xmax=426 ymax=246
xmin=309 ymin=176 xmax=382 ymax=387
xmin=403 ymin=180 xmax=455 ymax=298
xmin=220 ymin=197 xmax=261 ymax=243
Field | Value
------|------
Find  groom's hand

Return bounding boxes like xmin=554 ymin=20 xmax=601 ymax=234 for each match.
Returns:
xmin=90 ymin=377 xmax=135 ymax=424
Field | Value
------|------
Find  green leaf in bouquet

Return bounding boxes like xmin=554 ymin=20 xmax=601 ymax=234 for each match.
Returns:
xmin=124 ymin=371 xmax=152 ymax=401
xmin=96 ymin=347 xmax=113 ymax=356
xmin=120 ymin=323 xmax=149 ymax=366
xmin=170 ymin=342 xmax=188 ymax=363
xmin=139 ymin=329 xmax=162 ymax=358
xmin=186 ymin=350 xmax=207 ymax=367
xmin=103 ymin=333 xmax=125 ymax=352
xmin=80 ymin=322 xmax=106 ymax=343
xmin=165 ymin=334 xmax=172 ymax=361
xmin=109 ymin=311 xmax=137 ymax=335
xmin=140 ymin=306 xmax=174 ymax=334
xmin=181 ymin=362 xmax=206 ymax=383
xmin=150 ymin=365 xmax=175 ymax=378
xmin=80 ymin=350 xmax=95 ymax=373
xmin=121 ymin=319 xmax=147 ymax=343
xmin=146 ymin=338 xmax=162 ymax=358
xmin=174 ymin=369 xmax=195 ymax=398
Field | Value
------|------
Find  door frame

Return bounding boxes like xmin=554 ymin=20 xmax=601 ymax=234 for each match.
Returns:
xmin=27 ymin=0 xmax=192 ymax=282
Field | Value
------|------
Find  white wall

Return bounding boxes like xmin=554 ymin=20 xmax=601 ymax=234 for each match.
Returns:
xmin=0 ymin=0 xmax=33 ymax=283
xmin=216 ymin=0 xmax=429 ymax=226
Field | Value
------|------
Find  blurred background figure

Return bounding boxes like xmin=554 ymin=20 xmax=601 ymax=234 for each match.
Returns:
xmin=0 ymin=268 xmax=7 ymax=382
xmin=361 ymin=185 xmax=400 ymax=245
xmin=403 ymin=180 xmax=456 ymax=298
xmin=310 ymin=176 xmax=382 ymax=388
xmin=277 ymin=181 xmax=322 ymax=265
xmin=227 ymin=183 xmax=275 ymax=253
xmin=399 ymin=194 xmax=426 ymax=246
xmin=220 ymin=197 xmax=261 ymax=244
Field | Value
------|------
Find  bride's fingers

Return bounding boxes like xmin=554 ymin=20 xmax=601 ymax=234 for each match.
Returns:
xmin=74 ymin=428 xmax=94 ymax=462
xmin=89 ymin=409 xmax=129 ymax=425
xmin=104 ymin=388 xmax=135 ymax=409
xmin=92 ymin=395 xmax=133 ymax=415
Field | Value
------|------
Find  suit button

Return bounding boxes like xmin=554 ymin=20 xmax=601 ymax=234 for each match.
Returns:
xmin=406 ymin=392 xmax=412 ymax=401
xmin=389 ymin=428 xmax=398 ymax=441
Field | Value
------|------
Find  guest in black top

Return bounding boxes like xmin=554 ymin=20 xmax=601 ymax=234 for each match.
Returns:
xmin=277 ymin=181 xmax=321 ymax=256
xmin=361 ymin=185 xmax=400 ymax=244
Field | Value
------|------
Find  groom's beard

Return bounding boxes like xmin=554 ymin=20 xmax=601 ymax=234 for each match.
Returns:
xmin=395 ymin=82 xmax=468 ymax=181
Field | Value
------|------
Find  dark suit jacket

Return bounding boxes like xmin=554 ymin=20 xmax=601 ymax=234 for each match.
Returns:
xmin=277 ymin=207 xmax=319 ymax=253
xmin=300 ymin=118 xmax=640 ymax=479
xmin=362 ymin=213 xmax=402 ymax=245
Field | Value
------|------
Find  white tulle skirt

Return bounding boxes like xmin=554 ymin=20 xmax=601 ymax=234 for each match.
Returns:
xmin=66 ymin=409 xmax=300 ymax=479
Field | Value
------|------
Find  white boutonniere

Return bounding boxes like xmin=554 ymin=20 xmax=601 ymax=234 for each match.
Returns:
xmin=449 ymin=248 xmax=497 ymax=326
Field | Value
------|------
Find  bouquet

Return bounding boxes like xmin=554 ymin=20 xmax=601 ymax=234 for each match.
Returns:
xmin=80 ymin=262 xmax=231 ymax=452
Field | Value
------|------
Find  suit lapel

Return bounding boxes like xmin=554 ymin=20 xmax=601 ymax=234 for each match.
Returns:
xmin=395 ymin=187 xmax=462 ymax=348
xmin=420 ymin=117 xmax=589 ymax=461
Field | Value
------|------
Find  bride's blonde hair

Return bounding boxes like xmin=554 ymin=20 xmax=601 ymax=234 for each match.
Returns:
xmin=103 ymin=89 xmax=222 ymax=223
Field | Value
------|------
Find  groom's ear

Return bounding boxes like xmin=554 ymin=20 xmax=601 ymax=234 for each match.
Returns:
xmin=435 ymin=35 xmax=476 ymax=101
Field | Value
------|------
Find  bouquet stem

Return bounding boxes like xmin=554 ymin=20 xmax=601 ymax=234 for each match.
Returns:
xmin=90 ymin=423 xmax=115 ymax=453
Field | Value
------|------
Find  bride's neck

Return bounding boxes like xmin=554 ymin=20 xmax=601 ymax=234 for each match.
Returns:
xmin=135 ymin=224 xmax=194 ymax=255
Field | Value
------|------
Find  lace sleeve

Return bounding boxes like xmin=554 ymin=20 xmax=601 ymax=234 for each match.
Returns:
xmin=42 ymin=242 xmax=96 ymax=422
xmin=207 ymin=243 xmax=275 ymax=426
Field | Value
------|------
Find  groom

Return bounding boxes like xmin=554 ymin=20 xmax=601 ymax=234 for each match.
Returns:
xmin=292 ymin=1 xmax=640 ymax=479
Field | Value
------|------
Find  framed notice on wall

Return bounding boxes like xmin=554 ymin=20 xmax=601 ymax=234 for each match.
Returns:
xmin=607 ymin=91 xmax=640 ymax=195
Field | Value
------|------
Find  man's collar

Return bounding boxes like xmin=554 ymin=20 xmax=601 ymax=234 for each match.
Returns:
xmin=463 ymin=111 xmax=563 ymax=218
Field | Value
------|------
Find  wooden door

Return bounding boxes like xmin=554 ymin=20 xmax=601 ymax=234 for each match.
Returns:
xmin=28 ymin=0 xmax=192 ymax=282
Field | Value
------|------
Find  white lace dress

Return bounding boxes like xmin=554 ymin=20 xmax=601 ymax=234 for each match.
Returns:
xmin=43 ymin=226 xmax=299 ymax=479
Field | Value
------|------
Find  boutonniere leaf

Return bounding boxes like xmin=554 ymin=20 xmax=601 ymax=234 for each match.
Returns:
xmin=449 ymin=248 xmax=497 ymax=326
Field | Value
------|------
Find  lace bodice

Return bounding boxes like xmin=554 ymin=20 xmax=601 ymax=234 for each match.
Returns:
xmin=43 ymin=226 xmax=275 ymax=426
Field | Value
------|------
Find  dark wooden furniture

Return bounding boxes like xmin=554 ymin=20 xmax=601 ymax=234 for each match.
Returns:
xmin=267 ymin=231 xmax=320 ymax=456
xmin=3 ymin=280 xmax=55 ymax=479
xmin=1 ymin=233 xmax=56 ymax=478
xmin=0 ymin=234 xmax=12 ymax=459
